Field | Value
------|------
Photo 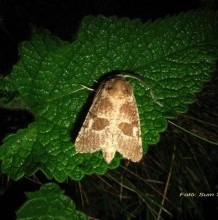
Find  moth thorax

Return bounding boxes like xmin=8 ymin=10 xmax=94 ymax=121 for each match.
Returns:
xmin=105 ymin=79 xmax=132 ymax=98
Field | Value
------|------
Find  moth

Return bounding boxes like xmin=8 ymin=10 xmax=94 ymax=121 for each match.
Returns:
xmin=75 ymin=76 xmax=143 ymax=164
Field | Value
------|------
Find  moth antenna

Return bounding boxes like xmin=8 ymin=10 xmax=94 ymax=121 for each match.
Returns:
xmin=80 ymin=84 xmax=94 ymax=91
xmin=117 ymin=73 xmax=163 ymax=107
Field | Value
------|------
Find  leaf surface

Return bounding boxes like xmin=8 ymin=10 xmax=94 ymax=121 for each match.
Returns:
xmin=16 ymin=183 xmax=87 ymax=220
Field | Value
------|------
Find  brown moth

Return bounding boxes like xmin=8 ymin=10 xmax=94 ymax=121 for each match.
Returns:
xmin=75 ymin=76 xmax=142 ymax=164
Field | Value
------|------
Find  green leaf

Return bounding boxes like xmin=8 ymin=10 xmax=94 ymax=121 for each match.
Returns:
xmin=16 ymin=183 xmax=88 ymax=220
xmin=0 ymin=11 xmax=218 ymax=181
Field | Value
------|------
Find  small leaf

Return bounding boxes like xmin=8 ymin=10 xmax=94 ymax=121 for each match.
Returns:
xmin=0 ymin=11 xmax=218 ymax=181
xmin=16 ymin=183 xmax=87 ymax=220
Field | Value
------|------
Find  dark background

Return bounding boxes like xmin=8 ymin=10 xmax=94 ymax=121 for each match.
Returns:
xmin=0 ymin=0 xmax=218 ymax=219
xmin=1 ymin=0 xmax=215 ymax=76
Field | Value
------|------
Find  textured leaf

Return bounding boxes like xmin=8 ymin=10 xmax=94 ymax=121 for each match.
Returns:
xmin=16 ymin=183 xmax=87 ymax=220
xmin=0 ymin=11 xmax=218 ymax=181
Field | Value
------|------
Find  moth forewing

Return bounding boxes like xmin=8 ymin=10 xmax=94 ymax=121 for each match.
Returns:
xmin=75 ymin=76 xmax=143 ymax=164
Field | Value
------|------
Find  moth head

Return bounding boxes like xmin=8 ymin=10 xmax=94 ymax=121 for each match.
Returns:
xmin=104 ymin=77 xmax=132 ymax=99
